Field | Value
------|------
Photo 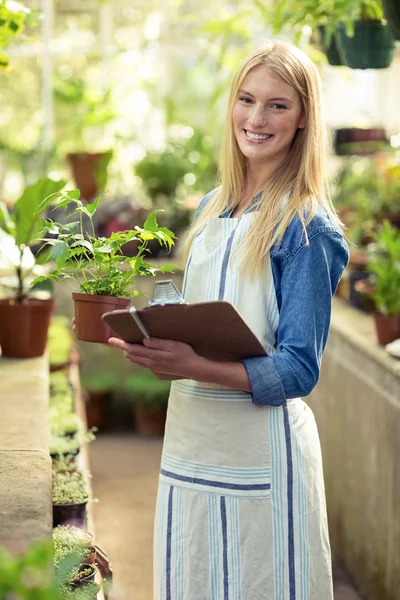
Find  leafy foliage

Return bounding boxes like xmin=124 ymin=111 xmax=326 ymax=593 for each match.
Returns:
xmin=367 ymin=221 xmax=400 ymax=317
xmin=0 ymin=0 xmax=35 ymax=69
xmin=266 ymin=0 xmax=384 ymax=42
xmin=32 ymin=192 xmax=180 ymax=298
xmin=0 ymin=177 xmax=66 ymax=301
xmin=0 ymin=540 xmax=58 ymax=599
xmin=52 ymin=470 xmax=89 ymax=505
xmin=123 ymin=369 xmax=171 ymax=407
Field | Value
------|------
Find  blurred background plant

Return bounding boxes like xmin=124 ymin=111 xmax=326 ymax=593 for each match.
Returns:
xmin=331 ymin=153 xmax=400 ymax=245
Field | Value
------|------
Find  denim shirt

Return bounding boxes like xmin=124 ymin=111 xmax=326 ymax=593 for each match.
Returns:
xmin=195 ymin=189 xmax=350 ymax=406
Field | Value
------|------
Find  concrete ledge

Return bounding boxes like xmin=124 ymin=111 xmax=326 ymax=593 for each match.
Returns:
xmin=0 ymin=355 xmax=52 ymax=550
xmin=308 ymin=299 xmax=400 ymax=600
xmin=1 ymin=355 xmax=49 ymax=451
xmin=0 ymin=450 xmax=52 ymax=548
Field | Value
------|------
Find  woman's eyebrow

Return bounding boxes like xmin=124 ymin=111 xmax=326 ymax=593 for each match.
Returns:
xmin=238 ymin=89 xmax=293 ymax=103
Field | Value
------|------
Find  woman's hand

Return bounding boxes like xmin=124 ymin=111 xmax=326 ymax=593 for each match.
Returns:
xmin=72 ymin=317 xmax=76 ymax=333
xmin=107 ymin=337 xmax=207 ymax=379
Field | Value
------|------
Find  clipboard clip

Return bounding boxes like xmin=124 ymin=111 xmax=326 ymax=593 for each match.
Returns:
xmin=128 ymin=281 xmax=185 ymax=340
xmin=129 ymin=306 xmax=150 ymax=339
xmin=148 ymin=280 xmax=186 ymax=307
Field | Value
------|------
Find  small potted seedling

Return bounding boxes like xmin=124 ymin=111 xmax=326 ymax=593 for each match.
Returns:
xmin=53 ymin=524 xmax=96 ymax=568
xmin=32 ymin=191 xmax=180 ymax=344
xmin=52 ymin=470 xmax=92 ymax=527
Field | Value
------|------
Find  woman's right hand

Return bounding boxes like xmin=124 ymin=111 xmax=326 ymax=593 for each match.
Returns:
xmin=71 ymin=317 xmax=76 ymax=334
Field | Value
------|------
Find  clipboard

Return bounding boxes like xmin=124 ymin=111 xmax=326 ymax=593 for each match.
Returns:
xmin=101 ymin=281 xmax=267 ymax=362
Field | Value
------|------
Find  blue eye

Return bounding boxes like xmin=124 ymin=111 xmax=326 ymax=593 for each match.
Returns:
xmin=272 ymin=103 xmax=287 ymax=110
xmin=239 ymin=96 xmax=253 ymax=104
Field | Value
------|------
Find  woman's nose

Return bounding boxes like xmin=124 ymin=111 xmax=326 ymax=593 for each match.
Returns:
xmin=248 ymin=105 xmax=267 ymax=128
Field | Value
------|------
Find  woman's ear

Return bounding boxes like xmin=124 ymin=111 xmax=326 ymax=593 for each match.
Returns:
xmin=297 ymin=113 xmax=306 ymax=130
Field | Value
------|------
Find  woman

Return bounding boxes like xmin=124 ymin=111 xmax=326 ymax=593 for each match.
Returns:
xmin=109 ymin=40 xmax=349 ymax=600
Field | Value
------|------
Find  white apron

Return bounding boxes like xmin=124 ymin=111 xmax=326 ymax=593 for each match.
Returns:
xmin=153 ymin=213 xmax=333 ymax=600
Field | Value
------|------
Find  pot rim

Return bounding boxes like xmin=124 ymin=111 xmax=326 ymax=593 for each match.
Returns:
xmin=0 ymin=297 xmax=55 ymax=306
xmin=72 ymin=292 xmax=131 ymax=305
xmin=53 ymin=500 xmax=89 ymax=508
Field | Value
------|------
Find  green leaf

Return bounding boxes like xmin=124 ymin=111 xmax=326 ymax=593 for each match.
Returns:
xmin=15 ymin=178 xmax=66 ymax=247
xmin=70 ymin=239 xmax=93 ymax=253
xmin=86 ymin=195 xmax=102 ymax=215
xmin=0 ymin=201 xmax=15 ymax=234
xmin=158 ymin=263 xmax=182 ymax=273
xmin=49 ymin=241 xmax=70 ymax=269
xmin=143 ymin=211 xmax=159 ymax=232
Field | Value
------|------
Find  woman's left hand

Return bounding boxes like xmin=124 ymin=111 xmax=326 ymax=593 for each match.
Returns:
xmin=107 ymin=337 xmax=206 ymax=379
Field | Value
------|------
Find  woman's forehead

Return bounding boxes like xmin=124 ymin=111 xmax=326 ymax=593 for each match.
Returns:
xmin=240 ymin=66 xmax=299 ymax=102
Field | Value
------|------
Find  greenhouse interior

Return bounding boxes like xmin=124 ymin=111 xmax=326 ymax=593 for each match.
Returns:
xmin=0 ymin=0 xmax=399 ymax=599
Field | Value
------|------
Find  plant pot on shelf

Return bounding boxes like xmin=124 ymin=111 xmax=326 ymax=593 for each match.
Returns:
xmin=382 ymin=0 xmax=400 ymax=40
xmin=372 ymin=313 xmax=400 ymax=345
xmin=71 ymin=563 xmax=97 ymax=588
xmin=53 ymin=500 xmax=88 ymax=528
xmin=0 ymin=298 xmax=55 ymax=358
xmin=334 ymin=127 xmax=389 ymax=156
xmin=73 ymin=293 xmax=131 ymax=344
xmin=132 ymin=402 xmax=167 ymax=437
xmin=375 ymin=212 xmax=400 ymax=229
xmin=336 ymin=20 xmax=395 ymax=69
xmin=67 ymin=152 xmax=112 ymax=202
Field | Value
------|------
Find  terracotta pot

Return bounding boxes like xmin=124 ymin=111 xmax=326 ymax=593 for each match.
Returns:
xmin=67 ymin=151 xmax=112 ymax=202
xmin=373 ymin=313 xmax=400 ymax=346
xmin=0 ymin=298 xmax=55 ymax=358
xmin=132 ymin=402 xmax=167 ymax=436
xmin=53 ymin=500 xmax=88 ymax=528
xmin=72 ymin=293 xmax=131 ymax=344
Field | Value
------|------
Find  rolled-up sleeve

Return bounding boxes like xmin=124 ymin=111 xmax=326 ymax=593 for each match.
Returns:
xmin=241 ymin=230 xmax=349 ymax=405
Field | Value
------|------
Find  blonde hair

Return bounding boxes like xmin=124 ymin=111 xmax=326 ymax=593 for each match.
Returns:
xmin=183 ymin=39 xmax=343 ymax=275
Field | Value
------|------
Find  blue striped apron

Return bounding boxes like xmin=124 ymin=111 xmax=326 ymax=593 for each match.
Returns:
xmin=153 ymin=212 xmax=333 ymax=600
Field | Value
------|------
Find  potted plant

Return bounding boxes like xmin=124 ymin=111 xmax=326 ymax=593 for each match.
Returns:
xmin=335 ymin=0 xmax=395 ymax=69
xmin=0 ymin=177 xmax=66 ymax=357
xmin=54 ymin=75 xmax=115 ymax=202
xmin=269 ymin=0 xmax=395 ymax=69
xmin=50 ymin=428 xmax=96 ymax=461
xmin=32 ymin=191 xmax=179 ymax=344
xmin=53 ymin=525 xmax=96 ymax=568
xmin=50 ymin=371 xmax=73 ymax=396
xmin=361 ymin=221 xmax=400 ymax=345
xmin=382 ymin=0 xmax=400 ymax=39
xmin=48 ymin=315 xmax=74 ymax=372
xmin=81 ymin=371 xmax=119 ymax=431
xmin=52 ymin=470 xmax=91 ymax=528
xmin=123 ymin=370 xmax=171 ymax=436
xmin=50 ymin=408 xmax=82 ymax=439
xmin=334 ymin=127 xmax=390 ymax=156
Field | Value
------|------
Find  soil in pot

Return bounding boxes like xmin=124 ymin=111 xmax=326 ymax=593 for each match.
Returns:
xmin=73 ymin=293 xmax=131 ymax=344
xmin=0 ymin=298 xmax=55 ymax=358
xmin=373 ymin=313 xmax=400 ymax=346
xmin=133 ymin=402 xmax=167 ymax=436
xmin=53 ymin=500 xmax=88 ymax=528
xmin=71 ymin=563 xmax=97 ymax=588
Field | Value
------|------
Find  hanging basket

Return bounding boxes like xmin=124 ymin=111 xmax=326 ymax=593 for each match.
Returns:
xmin=336 ymin=20 xmax=395 ymax=69
xmin=382 ymin=0 xmax=400 ymax=40
xmin=318 ymin=25 xmax=344 ymax=66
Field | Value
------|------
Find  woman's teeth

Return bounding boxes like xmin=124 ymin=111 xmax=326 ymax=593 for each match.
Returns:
xmin=245 ymin=130 xmax=272 ymax=140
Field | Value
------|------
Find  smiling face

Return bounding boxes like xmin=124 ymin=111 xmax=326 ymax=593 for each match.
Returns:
xmin=232 ymin=65 xmax=306 ymax=173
